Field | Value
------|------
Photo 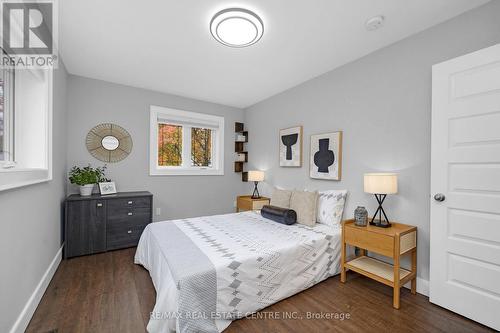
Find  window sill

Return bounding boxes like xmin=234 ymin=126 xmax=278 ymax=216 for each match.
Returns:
xmin=150 ymin=167 xmax=224 ymax=176
xmin=0 ymin=168 xmax=52 ymax=191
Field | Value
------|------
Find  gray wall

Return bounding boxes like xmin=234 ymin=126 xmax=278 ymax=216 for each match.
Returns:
xmin=66 ymin=76 xmax=246 ymax=221
xmin=244 ymin=1 xmax=500 ymax=282
xmin=0 ymin=63 xmax=68 ymax=332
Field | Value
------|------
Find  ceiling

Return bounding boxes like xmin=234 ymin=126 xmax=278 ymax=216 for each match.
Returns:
xmin=59 ymin=0 xmax=489 ymax=108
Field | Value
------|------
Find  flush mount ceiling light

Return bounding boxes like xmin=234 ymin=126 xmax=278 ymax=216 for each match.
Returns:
xmin=365 ymin=15 xmax=385 ymax=31
xmin=210 ymin=8 xmax=264 ymax=47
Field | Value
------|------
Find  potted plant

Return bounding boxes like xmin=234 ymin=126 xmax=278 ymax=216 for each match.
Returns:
xmin=69 ymin=165 xmax=107 ymax=196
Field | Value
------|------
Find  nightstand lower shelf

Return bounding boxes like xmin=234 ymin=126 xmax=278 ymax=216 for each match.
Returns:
xmin=345 ymin=256 xmax=412 ymax=287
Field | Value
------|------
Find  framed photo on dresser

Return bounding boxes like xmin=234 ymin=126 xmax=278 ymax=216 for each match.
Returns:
xmin=99 ymin=181 xmax=117 ymax=195
xmin=310 ymin=131 xmax=342 ymax=180
xmin=279 ymin=126 xmax=303 ymax=167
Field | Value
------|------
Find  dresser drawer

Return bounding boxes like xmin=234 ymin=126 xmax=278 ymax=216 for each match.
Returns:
xmin=107 ymin=207 xmax=151 ymax=223
xmin=107 ymin=197 xmax=151 ymax=210
xmin=345 ymin=226 xmax=394 ymax=257
xmin=107 ymin=224 xmax=147 ymax=250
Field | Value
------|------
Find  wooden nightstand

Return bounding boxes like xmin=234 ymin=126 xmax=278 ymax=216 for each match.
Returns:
xmin=236 ymin=195 xmax=270 ymax=212
xmin=340 ymin=219 xmax=417 ymax=309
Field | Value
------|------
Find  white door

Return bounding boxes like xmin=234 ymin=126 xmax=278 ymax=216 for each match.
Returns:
xmin=430 ymin=43 xmax=500 ymax=330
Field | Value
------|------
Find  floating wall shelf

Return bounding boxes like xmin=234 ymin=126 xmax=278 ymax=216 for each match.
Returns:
xmin=234 ymin=122 xmax=249 ymax=181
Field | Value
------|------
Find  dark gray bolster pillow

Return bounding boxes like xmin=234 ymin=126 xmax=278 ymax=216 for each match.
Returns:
xmin=261 ymin=205 xmax=297 ymax=225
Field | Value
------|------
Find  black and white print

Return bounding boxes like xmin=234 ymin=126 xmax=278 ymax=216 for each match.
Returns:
xmin=279 ymin=126 xmax=302 ymax=167
xmin=310 ymin=131 xmax=342 ymax=180
xmin=99 ymin=181 xmax=117 ymax=195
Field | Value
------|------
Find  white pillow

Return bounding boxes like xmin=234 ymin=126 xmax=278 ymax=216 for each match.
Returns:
xmin=316 ymin=190 xmax=347 ymax=226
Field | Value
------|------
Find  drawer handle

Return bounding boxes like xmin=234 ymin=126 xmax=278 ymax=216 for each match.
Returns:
xmin=128 ymin=201 xmax=133 ymax=205
xmin=97 ymin=203 xmax=103 ymax=207
xmin=127 ymin=212 xmax=133 ymax=216
xmin=127 ymin=230 xmax=132 ymax=234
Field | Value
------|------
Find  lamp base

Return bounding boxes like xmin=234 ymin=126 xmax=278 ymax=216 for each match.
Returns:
xmin=369 ymin=219 xmax=392 ymax=228
xmin=251 ymin=181 xmax=261 ymax=199
xmin=370 ymin=194 xmax=392 ymax=228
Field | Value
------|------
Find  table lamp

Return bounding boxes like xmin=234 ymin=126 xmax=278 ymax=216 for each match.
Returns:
xmin=248 ymin=170 xmax=265 ymax=199
xmin=364 ymin=173 xmax=398 ymax=228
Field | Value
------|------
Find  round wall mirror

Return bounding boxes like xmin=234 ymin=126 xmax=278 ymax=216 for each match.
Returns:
xmin=101 ymin=135 xmax=120 ymax=151
xmin=86 ymin=123 xmax=133 ymax=163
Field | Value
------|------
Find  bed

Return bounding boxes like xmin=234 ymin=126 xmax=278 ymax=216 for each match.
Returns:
xmin=134 ymin=210 xmax=342 ymax=333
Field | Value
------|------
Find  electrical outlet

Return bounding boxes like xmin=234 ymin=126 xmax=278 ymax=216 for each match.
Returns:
xmin=156 ymin=207 xmax=161 ymax=216
xmin=233 ymin=201 xmax=237 ymax=208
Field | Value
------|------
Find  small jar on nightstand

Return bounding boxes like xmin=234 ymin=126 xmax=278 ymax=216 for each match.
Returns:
xmin=236 ymin=195 xmax=270 ymax=212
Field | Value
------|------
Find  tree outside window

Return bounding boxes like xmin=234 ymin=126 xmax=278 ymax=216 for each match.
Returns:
xmin=158 ymin=124 xmax=182 ymax=166
xmin=191 ymin=127 xmax=212 ymax=167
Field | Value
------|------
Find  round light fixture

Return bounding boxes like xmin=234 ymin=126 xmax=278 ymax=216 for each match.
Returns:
xmin=365 ymin=15 xmax=385 ymax=31
xmin=210 ymin=8 xmax=264 ymax=47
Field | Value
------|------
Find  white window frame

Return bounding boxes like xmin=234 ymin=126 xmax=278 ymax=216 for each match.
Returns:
xmin=0 ymin=67 xmax=14 ymax=164
xmin=150 ymin=105 xmax=224 ymax=176
xmin=0 ymin=69 xmax=53 ymax=191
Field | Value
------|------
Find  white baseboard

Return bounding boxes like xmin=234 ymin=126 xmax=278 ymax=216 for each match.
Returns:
xmin=9 ymin=246 xmax=63 ymax=333
xmin=404 ymin=277 xmax=429 ymax=297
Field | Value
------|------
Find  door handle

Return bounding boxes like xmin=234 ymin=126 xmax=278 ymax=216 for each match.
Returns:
xmin=434 ymin=193 xmax=446 ymax=202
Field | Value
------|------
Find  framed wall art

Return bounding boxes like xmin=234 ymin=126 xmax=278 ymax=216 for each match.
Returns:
xmin=279 ymin=126 xmax=302 ymax=167
xmin=310 ymin=131 xmax=342 ymax=180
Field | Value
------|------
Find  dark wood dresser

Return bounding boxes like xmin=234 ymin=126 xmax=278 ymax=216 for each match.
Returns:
xmin=64 ymin=191 xmax=153 ymax=259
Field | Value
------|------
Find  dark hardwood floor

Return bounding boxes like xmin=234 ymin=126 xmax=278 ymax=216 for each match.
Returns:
xmin=27 ymin=248 xmax=493 ymax=333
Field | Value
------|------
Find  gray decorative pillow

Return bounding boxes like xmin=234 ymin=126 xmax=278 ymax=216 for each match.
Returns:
xmin=289 ymin=190 xmax=318 ymax=227
xmin=317 ymin=190 xmax=347 ymax=226
xmin=270 ymin=188 xmax=293 ymax=208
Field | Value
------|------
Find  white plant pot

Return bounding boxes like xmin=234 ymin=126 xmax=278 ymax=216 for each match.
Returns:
xmin=79 ymin=184 xmax=95 ymax=196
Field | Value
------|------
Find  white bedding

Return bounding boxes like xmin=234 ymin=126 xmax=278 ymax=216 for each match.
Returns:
xmin=134 ymin=211 xmax=341 ymax=333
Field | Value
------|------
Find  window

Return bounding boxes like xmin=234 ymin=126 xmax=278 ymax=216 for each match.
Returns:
xmin=0 ymin=68 xmax=14 ymax=163
xmin=0 ymin=68 xmax=53 ymax=191
xmin=150 ymin=106 xmax=224 ymax=175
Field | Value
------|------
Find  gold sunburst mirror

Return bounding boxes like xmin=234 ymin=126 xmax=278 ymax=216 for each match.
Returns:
xmin=86 ymin=123 xmax=133 ymax=163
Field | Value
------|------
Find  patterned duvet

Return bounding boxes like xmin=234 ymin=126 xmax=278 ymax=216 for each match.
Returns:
xmin=134 ymin=211 xmax=341 ymax=333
